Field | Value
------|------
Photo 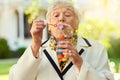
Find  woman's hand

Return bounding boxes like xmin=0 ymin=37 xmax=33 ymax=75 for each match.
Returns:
xmin=56 ymin=40 xmax=83 ymax=71
xmin=30 ymin=20 xmax=46 ymax=58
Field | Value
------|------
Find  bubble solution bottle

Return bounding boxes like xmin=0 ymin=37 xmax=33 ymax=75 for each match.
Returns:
xmin=56 ymin=36 xmax=65 ymax=60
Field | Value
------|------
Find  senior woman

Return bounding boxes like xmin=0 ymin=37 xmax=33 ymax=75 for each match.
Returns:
xmin=9 ymin=1 xmax=114 ymax=80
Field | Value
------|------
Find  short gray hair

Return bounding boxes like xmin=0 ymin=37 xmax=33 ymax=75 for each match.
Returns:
xmin=46 ymin=0 xmax=80 ymax=26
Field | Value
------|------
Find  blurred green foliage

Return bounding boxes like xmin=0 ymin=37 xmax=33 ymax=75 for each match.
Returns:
xmin=109 ymin=37 xmax=120 ymax=58
xmin=24 ymin=0 xmax=42 ymax=23
xmin=15 ymin=47 xmax=26 ymax=58
xmin=0 ymin=38 xmax=13 ymax=59
xmin=77 ymin=19 xmax=120 ymax=72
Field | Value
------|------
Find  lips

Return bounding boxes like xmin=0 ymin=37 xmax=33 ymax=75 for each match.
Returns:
xmin=57 ymin=23 xmax=68 ymax=30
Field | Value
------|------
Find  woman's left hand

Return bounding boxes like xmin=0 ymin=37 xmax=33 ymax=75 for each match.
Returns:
xmin=56 ymin=40 xmax=83 ymax=71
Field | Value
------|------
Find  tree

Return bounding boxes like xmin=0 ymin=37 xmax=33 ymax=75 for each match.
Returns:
xmin=24 ymin=0 xmax=42 ymax=24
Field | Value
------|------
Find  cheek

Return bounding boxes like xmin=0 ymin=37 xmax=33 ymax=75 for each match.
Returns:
xmin=50 ymin=17 xmax=58 ymax=24
xmin=49 ymin=26 xmax=64 ymax=37
xmin=49 ymin=26 xmax=58 ymax=34
xmin=67 ymin=16 xmax=75 ymax=23
xmin=68 ymin=18 xmax=77 ymax=28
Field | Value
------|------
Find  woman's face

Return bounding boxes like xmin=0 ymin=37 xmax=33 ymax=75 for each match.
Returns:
xmin=49 ymin=4 xmax=77 ymax=38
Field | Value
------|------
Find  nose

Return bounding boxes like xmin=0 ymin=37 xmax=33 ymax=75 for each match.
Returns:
xmin=59 ymin=14 xmax=65 ymax=22
xmin=60 ymin=19 xmax=64 ymax=22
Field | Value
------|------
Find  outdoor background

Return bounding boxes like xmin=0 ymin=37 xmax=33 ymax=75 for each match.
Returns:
xmin=0 ymin=0 xmax=120 ymax=80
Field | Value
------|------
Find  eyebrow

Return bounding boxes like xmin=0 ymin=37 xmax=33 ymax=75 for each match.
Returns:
xmin=51 ymin=7 xmax=74 ymax=14
xmin=66 ymin=8 xmax=74 ymax=12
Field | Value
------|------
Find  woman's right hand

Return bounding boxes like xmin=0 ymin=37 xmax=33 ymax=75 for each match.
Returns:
xmin=30 ymin=20 xmax=46 ymax=58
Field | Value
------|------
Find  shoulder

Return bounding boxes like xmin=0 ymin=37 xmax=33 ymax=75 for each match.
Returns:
xmin=82 ymin=37 xmax=105 ymax=49
xmin=88 ymin=38 xmax=104 ymax=48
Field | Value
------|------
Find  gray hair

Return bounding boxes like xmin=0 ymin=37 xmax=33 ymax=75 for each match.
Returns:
xmin=46 ymin=0 xmax=80 ymax=26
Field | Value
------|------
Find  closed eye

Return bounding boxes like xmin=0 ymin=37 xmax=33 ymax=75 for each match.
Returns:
xmin=54 ymin=14 xmax=59 ymax=17
xmin=53 ymin=13 xmax=59 ymax=17
xmin=65 ymin=12 xmax=71 ymax=17
xmin=65 ymin=14 xmax=71 ymax=17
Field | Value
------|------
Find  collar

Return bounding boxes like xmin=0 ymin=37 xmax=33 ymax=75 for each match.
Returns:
xmin=41 ymin=36 xmax=92 ymax=47
xmin=76 ymin=36 xmax=92 ymax=48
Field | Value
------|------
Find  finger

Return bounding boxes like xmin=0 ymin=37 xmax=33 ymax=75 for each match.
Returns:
xmin=56 ymin=49 xmax=71 ymax=58
xmin=33 ymin=20 xmax=46 ymax=28
xmin=56 ymin=41 xmax=71 ymax=48
xmin=56 ymin=48 xmax=68 ymax=53
xmin=62 ymin=49 xmax=72 ymax=57
xmin=30 ymin=25 xmax=43 ymax=35
xmin=36 ymin=24 xmax=45 ymax=29
xmin=31 ymin=24 xmax=45 ymax=34
xmin=30 ymin=29 xmax=41 ymax=36
xmin=64 ymin=49 xmax=78 ymax=58
xmin=58 ymin=40 xmax=69 ymax=44
xmin=33 ymin=19 xmax=44 ymax=23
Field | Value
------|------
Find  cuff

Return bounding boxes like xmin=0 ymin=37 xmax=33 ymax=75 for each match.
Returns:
xmin=17 ymin=46 xmax=43 ymax=64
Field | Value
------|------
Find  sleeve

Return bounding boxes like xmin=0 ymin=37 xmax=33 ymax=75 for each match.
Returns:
xmin=76 ymin=47 xmax=114 ymax=80
xmin=9 ymin=46 xmax=43 ymax=80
